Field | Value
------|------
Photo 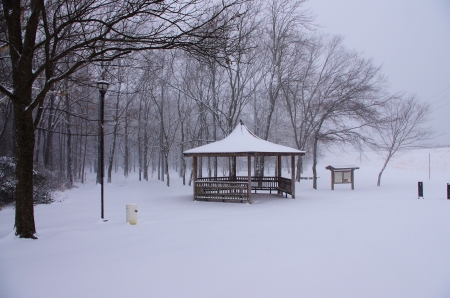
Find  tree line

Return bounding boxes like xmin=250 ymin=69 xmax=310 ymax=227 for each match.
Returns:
xmin=0 ymin=0 xmax=430 ymax=238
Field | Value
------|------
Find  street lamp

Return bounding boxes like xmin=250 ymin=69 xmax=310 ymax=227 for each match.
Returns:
xmin=97 ymin=80 xmax=109 ymax=220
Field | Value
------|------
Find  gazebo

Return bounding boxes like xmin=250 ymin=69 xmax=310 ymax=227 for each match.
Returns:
xmin=183 ymin=121 xmax=305 ymax=204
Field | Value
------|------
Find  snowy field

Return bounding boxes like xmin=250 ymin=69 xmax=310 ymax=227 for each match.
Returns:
xmin=1 ymin=148 xmax=450 ymax=298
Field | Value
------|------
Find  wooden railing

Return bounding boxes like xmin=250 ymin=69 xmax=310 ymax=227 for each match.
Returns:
xmin=194 ymin=180 xmax=249 ymax=203
xmin=195 ymin=176 xmax=292 ymax=202
xmin=278 ymin=177 xmax=292 ymax=195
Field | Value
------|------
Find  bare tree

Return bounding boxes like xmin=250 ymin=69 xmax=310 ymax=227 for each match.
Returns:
xmin=282 ymin=36 xmax=317 ymax=180
xmin=254 ymin=0 xmax=312 ymax=176
xmin=283 ymin=35 xmax=384 ymax=189
xmin=375 ymin=95 xmax=430 ymax=186
xmin=0 ymin=0 xmax=250 ymax=239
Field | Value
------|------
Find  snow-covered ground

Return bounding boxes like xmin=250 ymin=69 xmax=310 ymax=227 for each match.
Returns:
xmin=1 ymin=148 xmax=450 ymax=298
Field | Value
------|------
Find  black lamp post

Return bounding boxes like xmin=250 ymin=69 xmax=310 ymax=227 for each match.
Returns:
xmin=97 ymin=80 xmax=109 ymax=220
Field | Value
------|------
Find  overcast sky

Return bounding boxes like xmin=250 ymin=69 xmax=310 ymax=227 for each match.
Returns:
xmin=307 ymin=0 xmax=450 ymax=144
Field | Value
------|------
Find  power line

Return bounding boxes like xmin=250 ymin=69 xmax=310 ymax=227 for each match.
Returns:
xmin=429 ymin=92 xmax=450 ymax=108
xmin=425 ymin=85 xmax=450 ymax=106
xmin=431 ymin=98 xmax=450 ymax=112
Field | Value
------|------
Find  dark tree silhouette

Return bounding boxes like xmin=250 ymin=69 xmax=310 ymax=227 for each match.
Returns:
xmin=0 ymin=0 xmax=248 ymax=238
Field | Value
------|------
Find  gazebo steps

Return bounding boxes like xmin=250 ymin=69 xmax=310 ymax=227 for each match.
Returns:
xmin=196 ymin=197 xmax=248 ymax=203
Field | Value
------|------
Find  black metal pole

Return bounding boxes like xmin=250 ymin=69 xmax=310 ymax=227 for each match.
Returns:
xmin=100 ymin=90 xmax=105 ymax=219
xmin=447 ymin=183 xmax=450 ymax=200
xmin=418 ymin=181 xmax=423 ymax=199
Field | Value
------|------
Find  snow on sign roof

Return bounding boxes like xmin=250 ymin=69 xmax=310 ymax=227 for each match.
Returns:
xmin=184 ymin=122 xmax=305 ymax=157
xmin=325 ymin=165 xmax=360 ymax=170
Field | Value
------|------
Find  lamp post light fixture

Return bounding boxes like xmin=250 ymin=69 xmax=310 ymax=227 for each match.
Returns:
xmin=97 ymin=80 xmax=109 ymax=220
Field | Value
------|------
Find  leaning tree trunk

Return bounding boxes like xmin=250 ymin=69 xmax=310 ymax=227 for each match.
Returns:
xmin=377 ymin=153 xmax=393 ymax=186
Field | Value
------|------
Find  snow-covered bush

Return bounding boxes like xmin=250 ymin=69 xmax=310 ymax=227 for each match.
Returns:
xmin=0 ymin=156 xmax=16 ymax=208
xmin=0 ymin=157 xmax=64 ymax=209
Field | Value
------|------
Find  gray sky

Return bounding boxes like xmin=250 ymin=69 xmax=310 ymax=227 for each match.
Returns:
xmin=308 ymin=0 xmax=450 ymax=144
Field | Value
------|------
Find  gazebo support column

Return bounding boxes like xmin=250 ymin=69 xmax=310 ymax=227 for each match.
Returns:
xmin=231 ymin=156 xmax=237 ymax=180
xmin=193 ymin=156 xmax=198 ymax=201
xmin=247 ymin=156 xmax=252 ymax=204
xmin=291 ymin=155 xmax=295 ymax=199
xmin=351 ymin=169 xmax=355 ymax=190
xmin=277 ymin=156 xmax=281 ymax=195
xmin=331 ymin=169 xmax=335 ymax=190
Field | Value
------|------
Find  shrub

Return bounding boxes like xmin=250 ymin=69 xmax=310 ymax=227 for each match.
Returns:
xmin=0 ymin=157 xmax=65 ymax=209
xmin=0 ymin=157 xmax=15 ymax=208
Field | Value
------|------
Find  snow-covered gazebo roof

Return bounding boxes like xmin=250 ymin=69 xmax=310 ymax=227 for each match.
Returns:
xmin=183 ymin=121 xmax=305 ymax=157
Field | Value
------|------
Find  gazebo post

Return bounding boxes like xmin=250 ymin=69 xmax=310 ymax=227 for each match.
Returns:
xmin=291 ymin=155 xmax=295 ymax=199
xmin=277 ymin=155 xmax=282 ymax=195
xmin=331 ymin=169 xmax=334 ymax=190
xmin=351 ymin=169 xmax=355 ymax=190
xmin=247 ymin=156 xmax=252 ymax=204
xmin=193 ymin=156 xmax=198 ymax=201
xmin=232 ymin=156 xmax=237 ymax=180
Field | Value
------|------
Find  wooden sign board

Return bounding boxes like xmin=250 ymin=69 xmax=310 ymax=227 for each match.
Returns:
xmin=334 ymin=171 xmax=352 ymax=184
xmin=325 ymin=165 xmax=359 ymax=190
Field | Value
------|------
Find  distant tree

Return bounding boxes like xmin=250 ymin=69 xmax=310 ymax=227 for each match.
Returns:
xmin=375 ymin=95 xmax=430 ymax=186
xmin=0 ymin=0 xmax=250 ymax=239
xmin=255 ymin=0 xmax=312 ymax=176
xmin=283 ymin=35 xmax=384 ymax=189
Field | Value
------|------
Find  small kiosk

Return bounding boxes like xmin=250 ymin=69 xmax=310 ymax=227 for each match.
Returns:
xmin=325 ymin=165 xmax=359 ymax=190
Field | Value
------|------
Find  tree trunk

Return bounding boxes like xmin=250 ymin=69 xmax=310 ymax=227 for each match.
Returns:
xmin=14 ymin=104 xmax=37 ymax=238
xmin=165 ymin=151 xmax=170 ymax=187
xmin=34 ymin=128 xmax=42 ymax=164
xmin=107 ymin=93 xmax=120 ymax=183
xmin=296 ymin=156 xmax=303 ymax=182
xmin=143 ymin=129 xmax=149 ymax=181
xmin=65 ymin=88 xmax=73 ymax=187
xmin=179 ymin=115 xmax=186 ymax=185
xmin=137 ymin=99 xmax=142 ymax=181
xmin=75 ymin=133 xmax=81 ymax=181
xmin=138 ymin=137 xmax=142 ymax=182
xmin=107 ymin=144 xmax=115 ymax=183
xmin=59 ymin=125 xmax=65 ymax=176
xmin=123 ymin=103 xmax=129 ymax=177
xmin=157 ymin=150 xmax=161 ymax=181
xmin=312 ymin=133 xmax=319 ymax=190
xmin=43 ymin=93 xmax=55 ymax=170
xmin=81 ymin=132 xmax=87 ymax=184
xmin=377 ymin=153 xmax=392 ymax=186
